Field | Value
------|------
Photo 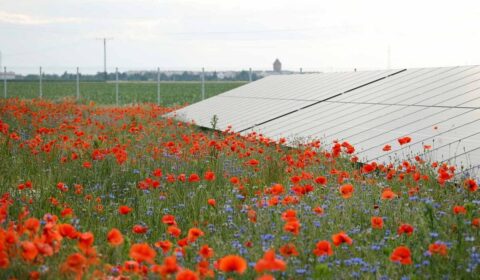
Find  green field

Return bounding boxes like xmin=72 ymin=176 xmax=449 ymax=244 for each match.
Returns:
xmin=0 ymin=81 xmax=246 ymax=105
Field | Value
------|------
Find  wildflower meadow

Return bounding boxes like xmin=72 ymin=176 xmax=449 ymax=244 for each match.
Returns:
xmin=0 ymin=97 xmax=479 ymax=279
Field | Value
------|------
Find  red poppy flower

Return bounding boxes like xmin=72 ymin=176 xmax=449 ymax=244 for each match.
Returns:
xmin=152 ymin=256 xmax=180 ymax=275
xmin=162 ymin=214 xmax=177 ymax=226
xmin=78 ymin=232 xmax=94 ymax=250
xmin=339 ymin=184 xmax=354 ymax=199
xmin=257 ymin=274 xmax=275 ymax=280
xmin=371 ymin=216 xmax=383 ymax=229
xmin=381 ymin=188 xmax=396 ymax=200
xmin=281 ymin=209 xmax=297 ymax=222
xmin=398 ymin=136 xmax=412 ymax=145
xmin=290 ymin=176 xmax=301 ymax=184
xmin=207 ymin=198 xmax=216 ymax=207
xmin=429 ymin=243 xmax=448 ymax=256
xmin=130 ymin=243 xmax=156 ymax=263
xmin=284 ymin=219 xmax=301 ymax=235
xmin=199 ymin=244 xmax=214 ymax=259
xmin=313 ymin=206 xmax=324 ymax=215
xmin=132 ymin=224 xmax=148 ymax=234
xmin=279 ymin=243 xmax=299 ymax=257
xmin=464 ymin=178 xmax=478 ymax=192
xmin=167 ymin=174 xmax=176 ymax=183
xmin=218 ymin=255 xmax=247 ymax=274
xmin=246 ymin=159 xmax=259 ymax=166
xmin=204 ymin=171 xmax=215 ymax=181
xmin=118 ymin=205 xmax=132 ymax=215
xmin=21 ymin=241 xmax=38 ymax=261
xmin=230 ymin=177 xmax=240 ymax=184
xmin=472 ymin=218 xmax=480 ymax=228
xmin=61 ymin=253 xmax=87 ymax=276
xmin=254 ymin=249 xmax=287 ymax=272
xmin=313 ymin=240 xmax=333 ymax=256
xmin=155 ymin=240 xmax=173 ymax=254
xmin=453 ymin=205 xmax=467 ymax=215
xmin=29 ymin=271 xmax=40 ymax=280
xmin=397 ymin=224 xmax=414 ymax=236
xmin=331 ymin=232 xmax=352 ymax=246
xmin=153 ymin=168 xmax=162 ymax=177
xmin=24 ymin=218 xmax=40 ymax=233
xmin=189 ymin=173 xmax=200 ymax=182
xmin=176 ymin=269 xmax=199 ymax=280
xmin=177 ymin=173 xmax=187 ymax=182
xmin=269 ymin=184 xmax=285 ymax=195
xmin=107 ymin=228 xmax=124 ymax=246
xmin=124 ymin=260 xmax=140 ymax=273
xmin=167 ymin=226 xmax=181 ymax=237
xmin=187 ymin=227 xmax=204 ymax=243
xmin=362 ymin=163 xmax=376 ymax=173
xmin=57 ymin=182 xmax=68 ymax=192
xmin=314 ymin=176 xmax=327 ymax=185
xmin=61 ymin=207 xmax=74 ymax=218
xmin=58 ymin=223 xmax=78 ymax=239
xmin=248 ymin=210 xmax=257 ymax=223
xmin=390 ymin=246 xmax=412 ymax=265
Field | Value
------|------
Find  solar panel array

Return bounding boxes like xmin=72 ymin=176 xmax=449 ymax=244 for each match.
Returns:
xmin=170 ymin=70 xmax=401 ymax=131
xmin=171 ymin=66 xmax=480 ymax=178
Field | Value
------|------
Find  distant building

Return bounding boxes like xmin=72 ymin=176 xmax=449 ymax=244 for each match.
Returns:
xmin=273 ymin=59 xmax=282 ymax=72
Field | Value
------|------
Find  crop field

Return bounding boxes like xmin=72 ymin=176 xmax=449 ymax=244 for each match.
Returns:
xmin=0 ymin=81 xmax=245 ymax=106
xmin=0 ymin=98 xmax=479 ymax=279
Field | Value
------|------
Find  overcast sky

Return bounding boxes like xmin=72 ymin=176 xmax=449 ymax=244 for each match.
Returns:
xmin=2 ymin=0 xmax=480 ymax=73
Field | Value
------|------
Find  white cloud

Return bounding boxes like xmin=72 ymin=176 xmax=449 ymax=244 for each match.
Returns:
xmin=0 ymin=11 xmax=85 ymax=25
xmin=2 ymin=0 xmax=480 ymax=69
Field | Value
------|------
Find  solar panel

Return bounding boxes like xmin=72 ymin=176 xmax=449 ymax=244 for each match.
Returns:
xmin=246 ymin=67 xmax=479 ymax=136
xmin=170 ymin=69 xmax=402 ymax=131
xmin=249 ymin=66 xmax=480 ymax=178
xmin=221 ymin=70 xmax=400 ymax=100
xmin=171 ymin=65 xmax=480 ymax=178
xmin=331 ymin=66 xmax=479 ymax=106
xmin=170 ymin=96 xmax=311 ymax=131
xmin=368 ymin=111 xmax=480 ymax=163
xmin=353 ymin=109 xmax=479 ymax=156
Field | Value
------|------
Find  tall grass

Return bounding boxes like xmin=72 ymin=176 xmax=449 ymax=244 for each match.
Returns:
xmin=0 ymin=98 xmax=478 ymax=279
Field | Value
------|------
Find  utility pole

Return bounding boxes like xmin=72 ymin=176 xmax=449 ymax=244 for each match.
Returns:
xmin=39 ymin=67 xmax=43 ymax=98
xmin=76 ymin=67 xmax=80 ymax=100
xmin=157 ymin=67 xmax=161 ymax=105
xmin=201 ymin=67 xmax=205 ymax=100
xmin=115 ymin=67 xmax=119 ymax=105
xmin=3 ymin=67 xmax=6 ymax=99
xmin=96 ymin=37 xmax=113 ymax=81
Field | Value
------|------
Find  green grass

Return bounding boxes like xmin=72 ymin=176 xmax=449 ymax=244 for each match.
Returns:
xmin=0 ymin=81 xmax=246 ymax=106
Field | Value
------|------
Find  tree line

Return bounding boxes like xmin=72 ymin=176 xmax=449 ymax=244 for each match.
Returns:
xmin=15 ymin=70 xmax=261 ymax=82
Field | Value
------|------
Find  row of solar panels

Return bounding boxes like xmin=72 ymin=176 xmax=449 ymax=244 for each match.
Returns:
xmin=170 ymin=65 xmax=480 ymax=178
